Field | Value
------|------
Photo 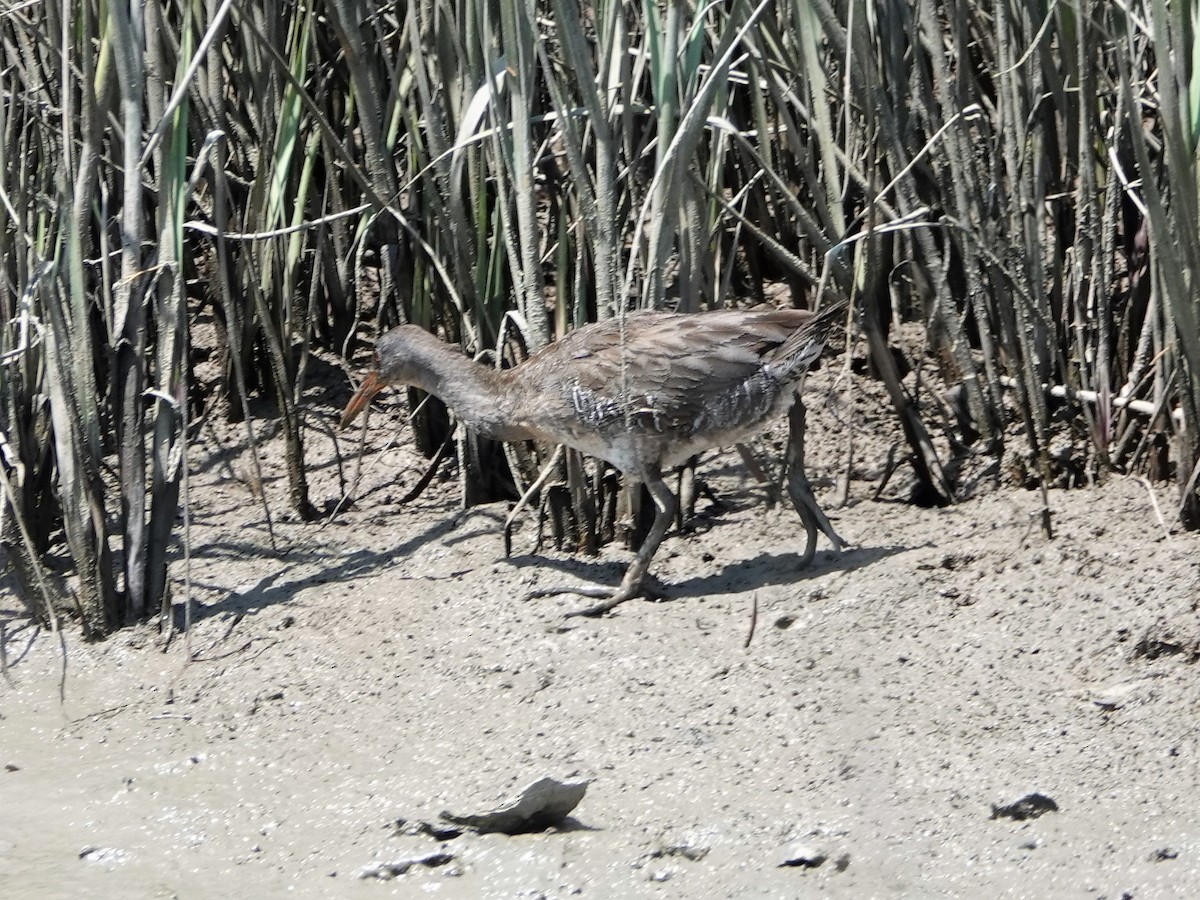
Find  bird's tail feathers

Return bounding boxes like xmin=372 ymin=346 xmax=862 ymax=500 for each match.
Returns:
xmin=767 ymin=298 xmax=849 ymax=379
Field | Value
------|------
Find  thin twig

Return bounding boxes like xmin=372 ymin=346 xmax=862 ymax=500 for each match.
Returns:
xmin=0 ymin=621 xmax=12 ymax=686
xmin=744 ymin=591 xmax=758 ymax=649
xmin=505 ymin=444 xmax=566 ymax=556
xmin=997 ymin=374 xmax=1184 ymax=428
xmin=1131 ymin=475 xmax=1173 ymax=542
xmin=398 ymin=429 xmax=457 ymax=504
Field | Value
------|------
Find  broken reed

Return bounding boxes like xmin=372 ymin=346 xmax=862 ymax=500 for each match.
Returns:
xmin=0 ymin=0 xmax=1195 ymax=636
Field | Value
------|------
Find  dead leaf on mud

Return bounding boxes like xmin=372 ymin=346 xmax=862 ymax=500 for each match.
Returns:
xmin=439 ymin=776 xmax=589 ymax=835
xmin=1089 ymin=680 xmax=1152 ymax=710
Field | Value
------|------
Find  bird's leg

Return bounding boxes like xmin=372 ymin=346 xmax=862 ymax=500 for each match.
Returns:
xmin=564 ymin=467 xmax=677 ymax=617
xmin=527 ymin=467 xmax=678 ymax=616
xmin=787 ymin=399 xmax=845 ymax=566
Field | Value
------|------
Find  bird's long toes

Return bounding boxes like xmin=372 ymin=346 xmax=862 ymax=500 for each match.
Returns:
xmin=525 ymin=576 xmax=669 ymax=617
xmin=563 ymin=591 xmax=636 ymax=619
xmin=525 ymin=584 xmax=614 ymax=602
xmin=562 ymin=576 xmax=668 ymax=618
xmin=522 ymin=583 xmax=627 ymax=618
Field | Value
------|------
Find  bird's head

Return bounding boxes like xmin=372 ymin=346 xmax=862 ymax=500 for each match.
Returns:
xmin=338 ymin=326 xmax=428 ymax=429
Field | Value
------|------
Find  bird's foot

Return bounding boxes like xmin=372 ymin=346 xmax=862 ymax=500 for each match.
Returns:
xmin=526 ymin=577 xmax=667 ymax=618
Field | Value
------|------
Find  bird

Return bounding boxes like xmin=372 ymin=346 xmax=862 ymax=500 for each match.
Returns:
xmin=341 ymin=301 xmax=847 ymax=616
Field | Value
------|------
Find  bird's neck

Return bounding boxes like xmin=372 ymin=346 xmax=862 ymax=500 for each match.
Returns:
xmin=408 ymin=340 xmax=529 ymax=442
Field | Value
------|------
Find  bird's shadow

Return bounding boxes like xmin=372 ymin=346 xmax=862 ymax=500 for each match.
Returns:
xmin=506 ymin=542 xmax=906 ymax=598
xmin=173 ymin=510 xmax=911 ymax=626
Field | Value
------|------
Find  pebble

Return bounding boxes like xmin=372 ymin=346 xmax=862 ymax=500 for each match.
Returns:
xmin=990 ymin=792 xmax=1058 ymax=821
xmin=778 ymin=842 xmax=827 ymax=868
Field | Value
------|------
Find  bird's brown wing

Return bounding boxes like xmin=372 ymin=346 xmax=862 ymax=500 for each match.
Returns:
xmin=535 ymin=308 xmax=825 ymax=439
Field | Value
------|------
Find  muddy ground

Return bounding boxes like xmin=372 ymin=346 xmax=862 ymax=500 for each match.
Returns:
xmin=3 ymin=362 xmax=1200 ymax=899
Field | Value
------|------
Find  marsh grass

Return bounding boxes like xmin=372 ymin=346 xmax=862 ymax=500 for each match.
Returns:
xmin=0 ymin=0 xmax=1194 ymax=635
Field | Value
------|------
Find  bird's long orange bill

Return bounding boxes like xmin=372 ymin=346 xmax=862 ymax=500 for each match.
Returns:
xmin=339 ymin=371 xmax=387 ymax=430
